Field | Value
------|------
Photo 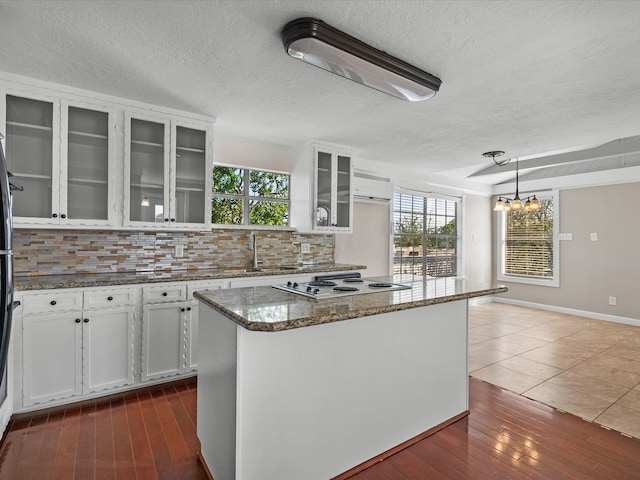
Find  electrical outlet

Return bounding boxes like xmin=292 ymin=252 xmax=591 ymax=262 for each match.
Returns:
xmin=609 ymin=296 xmax=617 ymax=306
xmin=301 ymin=243 xmax=311 ymax=254
xmin=175 ymin=245 xmax=184 ymax=257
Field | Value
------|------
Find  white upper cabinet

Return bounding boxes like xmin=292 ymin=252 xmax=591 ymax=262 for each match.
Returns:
xmin=314 ymin=145 xmax=353 ymax=231
xmin=291 ymin=142 xmax=353 ymax=233
xmin=0 ymin=76 xmax=214 ymax=230
xmin=2 ymin=92 xmax=115 ymax=226
xmin=124 ymin=112 xmax=212 ymax=229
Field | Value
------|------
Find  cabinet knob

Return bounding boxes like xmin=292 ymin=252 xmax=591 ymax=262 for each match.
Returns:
xmin=164 ymin=218 xmax=169 ymax=222
xmin=181 ymin=308 xmax=186 ymax=312
xmin=187 ymin=307 xmax=192 ymax=311
xmin=107 ymin=296 xmax=114 ymax=301
xmin=162 ymin=292 xmax=168 ymax=297
xmin=52 ymin=213 xmax=58 ymax=218
xmin=170 ymin=218 xmax=176 ymax=222
xmin=75 ymin=318 xmax=81 ymax=323
xmin=83 ymin=318 xmax=89 ymax=323
xmin=50 ymin=300 xmax=57 ymax=306
xmin=61 ymin=214 xmax=67 ymax=219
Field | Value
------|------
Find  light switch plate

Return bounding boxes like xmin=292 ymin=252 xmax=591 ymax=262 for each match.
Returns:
xmin=558 ymin=233 xmax=572 ymax=241
xmin=590 ymin=233 xmax=598 ymax=241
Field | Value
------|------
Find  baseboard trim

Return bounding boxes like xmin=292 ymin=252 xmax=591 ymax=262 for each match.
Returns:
xmin=197 ymin=452 xmax=215 ymax=480
xmin=331 ymin=410 xmax=470 ymax=480
xmin=490 ymin=297 xmax=640 ymax=327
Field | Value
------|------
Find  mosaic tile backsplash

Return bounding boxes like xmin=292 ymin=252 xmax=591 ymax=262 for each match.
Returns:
xmin=13 ymin=229 xmax=335 ymax=276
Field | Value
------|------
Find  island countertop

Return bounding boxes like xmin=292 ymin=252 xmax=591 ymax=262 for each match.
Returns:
xmin=194 ymin=275 xmax=507 ymax=332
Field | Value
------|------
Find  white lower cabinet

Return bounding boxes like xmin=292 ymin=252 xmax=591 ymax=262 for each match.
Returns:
xmin=141 ymin=301 xmax=190 ymax=382
xmin=22 ymin=300 xmax=135 ymax=407
xmin=23 ymin=311 xmax=83 ymax=406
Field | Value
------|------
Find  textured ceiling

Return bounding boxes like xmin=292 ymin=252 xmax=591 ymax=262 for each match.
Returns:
xmin=1 ymin=0 xmax=640 ymax=185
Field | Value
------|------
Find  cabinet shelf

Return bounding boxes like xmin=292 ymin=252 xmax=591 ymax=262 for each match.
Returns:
xmin=9 ymin=172 xmax=51 ymax=181
xmin=68 ymin=177 xmax=108 ymax=186
xmin=176 ymin=145 xmax=205 ymax=154
xmin=131 ymin=139 xmax=164 ymax=148
xmin=6 ymin=120 xmax=52 ymax=132
xmin=69 ymin=130 xmax=108 ymax=140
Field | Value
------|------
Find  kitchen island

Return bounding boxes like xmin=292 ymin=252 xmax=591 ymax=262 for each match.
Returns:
xmin=194 ymin=276 xmax=507 ymax=480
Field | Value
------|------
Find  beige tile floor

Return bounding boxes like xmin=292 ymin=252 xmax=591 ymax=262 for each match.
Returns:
xmin=468 ymin=302 xmax=640 ymax=439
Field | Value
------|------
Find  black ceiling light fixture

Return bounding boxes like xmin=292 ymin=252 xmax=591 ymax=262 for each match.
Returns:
xmin=281 ymin=17 xmax=442 ymax=102
xmin=483 ymin=151 xmax=540 ymax=212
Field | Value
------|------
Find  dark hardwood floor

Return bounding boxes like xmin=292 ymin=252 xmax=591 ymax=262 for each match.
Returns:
xmin=1 ymin=377 xmax=639 ymax=479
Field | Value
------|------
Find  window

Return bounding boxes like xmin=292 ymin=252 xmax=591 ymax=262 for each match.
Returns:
xmin=497 ymin=191 xmax=559 ymax=286
xmin=211 ymin=167 xmax=289 ymax=226
xmin=393 ymin=192 xmax=459 ymax=277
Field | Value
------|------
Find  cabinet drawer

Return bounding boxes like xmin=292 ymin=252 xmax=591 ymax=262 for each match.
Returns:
xmin=21 ymin=291 xmax=83 ymax=314
xmin=143 ymin=285 xmax=186 ymax=304
xmin=84 ymin=288 xmax=136 ymax=309
xmin=187 ymin=281 xmax=224 ymax=299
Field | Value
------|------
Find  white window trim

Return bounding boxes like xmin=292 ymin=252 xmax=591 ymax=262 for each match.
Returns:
xmin=211 ymin=166 xmax=291 ymax=228
xmin=496 ymin=189 xmax=560 ymax=287
xmin=393 ymin=188 xmax=462 ymax=278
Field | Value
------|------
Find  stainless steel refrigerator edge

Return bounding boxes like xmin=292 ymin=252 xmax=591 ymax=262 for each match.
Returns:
xmin=0 ymin=133 xmax=21 ymax=404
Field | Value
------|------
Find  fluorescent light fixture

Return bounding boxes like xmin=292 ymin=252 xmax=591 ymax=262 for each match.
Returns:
xmin=281 ymin=18 xmax=442 ymax=102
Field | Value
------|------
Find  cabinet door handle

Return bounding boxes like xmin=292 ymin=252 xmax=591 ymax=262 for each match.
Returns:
xmin=50 ymin=300 xmax=57 ymax=306
xmin=52 ymin=213 xmax=58 ymax=218
xmin=61 ymin=214 xmax=67 ymax=219
xmin=107 ymin=296 xmax=114 ymax=301
xmin=75 ymin=318 xmax=81 ymax=323
xmin=162 ymin=292 xmax=168 ymax=297
xmin=83 ymin=318 xmax=89 ymax=323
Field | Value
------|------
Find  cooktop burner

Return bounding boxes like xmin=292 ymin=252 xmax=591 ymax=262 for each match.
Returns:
xmin=333 ymin=286 xmax=359 ymax=292
xmin=308 ymin=280 xmax=337 ymax=287
xmin=272 ymin=273 xmax=412 ymax=300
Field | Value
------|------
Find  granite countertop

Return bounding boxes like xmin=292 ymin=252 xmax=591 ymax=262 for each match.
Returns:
xmin=194 ymin=275 xmax=508 ymax=332
xmin=14 ymin=263 xmax=365 ymax=291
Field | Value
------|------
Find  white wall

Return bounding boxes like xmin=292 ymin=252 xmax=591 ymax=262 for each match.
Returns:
xmin=213 ymin=132 xmax=294 ymax=172
xmin=462 ymin=194 xmax=493 ymax=282
xmin=334 ymin=201 xmax=391 ymax=276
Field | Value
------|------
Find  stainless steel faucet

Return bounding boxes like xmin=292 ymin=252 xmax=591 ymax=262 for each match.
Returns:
xmin=251 ymin=232 xmax=263 ymax=269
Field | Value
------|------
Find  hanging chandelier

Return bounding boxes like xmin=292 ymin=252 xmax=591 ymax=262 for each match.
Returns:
xmin=483 ymin=151 xmax=540 ymax=212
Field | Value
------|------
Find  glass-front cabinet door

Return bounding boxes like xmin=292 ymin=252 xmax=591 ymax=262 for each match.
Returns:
xmin=4 ymin=94 xmax=59 ymax=221
xmin=126 ymin=115 xmax=170 ymax=225
xmin=313 ymin=145 xmax=353 ymax=232
xmin=173 ymin=125 xmax=208 ymax=225
xmin=62 ymin=102 xmax=112 ymax=225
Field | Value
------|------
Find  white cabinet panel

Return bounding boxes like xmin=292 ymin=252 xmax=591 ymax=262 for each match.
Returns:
xmin=83 ymin=307 xmax=135 ymax=394
xmin=141 ymin=303 xmax=185 ymax=381
xmin=23 ymin=312 xmax=83 ymax=405
xmin=21 ymin=291 xmax=83 ymax=314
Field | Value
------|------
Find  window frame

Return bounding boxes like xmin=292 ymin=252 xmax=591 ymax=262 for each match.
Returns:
xmin=211 ymin=166 xmax=291 ymax=228
xmin=496 ymin=189 xmax=559 ymax=287
xmin=392 ymin=189 xmax=461 ymax=278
